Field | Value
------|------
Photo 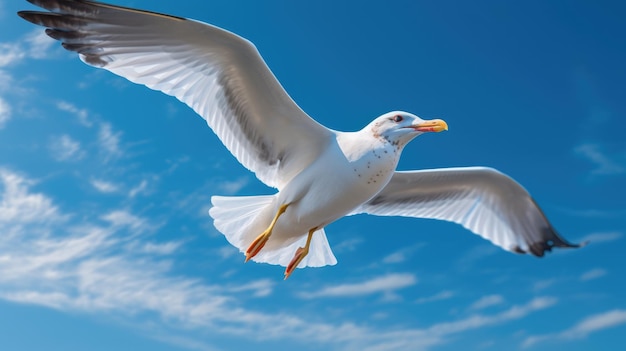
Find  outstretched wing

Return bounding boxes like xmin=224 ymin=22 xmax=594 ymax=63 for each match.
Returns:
xmin=353 ymin=167 xmax=584 ymax=256
xmin=19 ymin=0 xmax=333 ymax=189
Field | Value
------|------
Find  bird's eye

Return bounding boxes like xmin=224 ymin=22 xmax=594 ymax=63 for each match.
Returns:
xmin=392 ymin=115 xmax=403 ymax=123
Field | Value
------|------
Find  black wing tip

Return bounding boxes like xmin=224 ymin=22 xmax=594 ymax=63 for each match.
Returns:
xmin=20 ymin=0 xmax=189 ymax=25
xmin=17 ymin=11 xmax=81 ymax=29
xmin=526 ymin=227 xmax=587 ymax=257
xmin=568 ymin=240 xmax=589 ymax=249
xmin=512 ymin=246 xmax=527 ymax=255
xmin=17 ymin=10 xmax=44 ymax=23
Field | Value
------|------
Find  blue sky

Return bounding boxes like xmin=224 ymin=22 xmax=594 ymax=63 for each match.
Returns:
xmin=1 ymin=0 xmax=625 ymax=350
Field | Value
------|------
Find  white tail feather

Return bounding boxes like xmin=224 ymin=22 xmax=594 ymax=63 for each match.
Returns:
xmin=209 ymin=195 xmax=337 ymax=268
xmin=252 ymin=227 xmax=337 ymax=268
xmin=210 ymin=195 xmax=274 ymax=249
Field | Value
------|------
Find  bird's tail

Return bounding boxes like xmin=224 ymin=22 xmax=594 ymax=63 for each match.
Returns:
xmin=209 ymin=195 xmax=337 ymax=268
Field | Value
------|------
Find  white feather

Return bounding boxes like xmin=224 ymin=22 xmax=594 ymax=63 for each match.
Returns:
xmin=352 ymin=167 xmax=579 ymax=256
xmin=29 ymin=0 xmax=332 ymax=190
xmin=210 ymin=195 xmax=337 ymax=268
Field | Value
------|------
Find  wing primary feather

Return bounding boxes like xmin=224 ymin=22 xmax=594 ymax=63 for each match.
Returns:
xmin=354 ymin=167 xmax=584 ymax=257
xmin=20 ymin=0 xmax=334 ymax=189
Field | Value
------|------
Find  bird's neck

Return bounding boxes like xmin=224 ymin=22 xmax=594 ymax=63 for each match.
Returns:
xmin=336 ymin=130 xmax=401 ymax=164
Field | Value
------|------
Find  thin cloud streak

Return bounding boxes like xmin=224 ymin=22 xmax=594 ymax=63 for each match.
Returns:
xmin=0 ymin=29 xmax=57 ymax=132
xmin=578 ymin=231 xmax=622 ymax=244
xmin=575 ymin=143 xmax=625 ymax=176
xmin=0 ymin=168 xmax=63 ymax=224
xmin=415 ymin=290 xmax=455 ymax=304
xmin=0 ymin=167 xmax=560 ymax=351
xmin=382 ymin=243 xmax=424 ymax=264
xmin=469 ymin=294 xmax=505 ymax=311
xmin=23 ymin=29 xmax=55 ymax=59
xmin=56 ymin=101 xmax=93 ymax=127
xmin=522 ymin=309 xmax=626 ymax=348
xmin=0 ymin=41 xmax=23 ymax=67
xmin=299 ymin=273 xmax=417 ymax=299
xmin=90 ymin=178 xmax=120 ymax=193
xmin=0 ymin=29 xmax=56 ymax=67
xmin=49 ymin=134 xmax=85 ymax=162
xmin=557 ymin=207 xmax=626 ymax=219
xmin=226 ymin=279 xmax=274 ymax=298
xmin=331 ymin=237 xmax=363 ymax=253
xmin=129 ymin=179 xmax=149 ymax=197
xmin=98 ymin=122 xmax=123 ymax=160
xmin=0 ymin=96 xmax=10 ymax=128
xmin=218 ymin=177 xmax=248 ymax=195
xmin=579 ymin=268 xmax=607 ymax=282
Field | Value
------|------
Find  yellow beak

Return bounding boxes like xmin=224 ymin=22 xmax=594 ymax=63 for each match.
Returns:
xmin=414 ymin=119 xmax=448 ymax=133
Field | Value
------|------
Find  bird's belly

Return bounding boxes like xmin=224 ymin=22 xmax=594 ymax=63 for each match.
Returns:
xmin=270 ymin=148 xmax=396 ymax=242
xmin=270 ymin=180 xmax=376 ymax=244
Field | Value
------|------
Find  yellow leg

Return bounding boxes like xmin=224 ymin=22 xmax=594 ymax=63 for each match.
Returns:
xmin=284 ymin=227 xmax=317 ymax=280
xmin=245 ymin=204 xmax=289 ymax=262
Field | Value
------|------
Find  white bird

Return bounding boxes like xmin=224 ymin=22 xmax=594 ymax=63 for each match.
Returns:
xmin=20 ymin=0 xmax=583 ymax=279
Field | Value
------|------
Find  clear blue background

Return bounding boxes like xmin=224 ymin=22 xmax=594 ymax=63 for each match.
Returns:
xmin=1 ymin=1 xmax=624 ymax=350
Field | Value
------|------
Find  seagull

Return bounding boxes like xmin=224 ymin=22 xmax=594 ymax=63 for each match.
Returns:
xmin=19 ymin=0 xmax=584 ymax=279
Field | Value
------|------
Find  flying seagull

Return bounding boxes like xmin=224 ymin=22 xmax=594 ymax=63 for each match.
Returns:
xmin=19 ymin=0 xmax=583 ymax=279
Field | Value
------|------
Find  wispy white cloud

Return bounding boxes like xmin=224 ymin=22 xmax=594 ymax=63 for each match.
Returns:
xmin=333 ymin=297 xmax=557 ymax=351
xmin=23 ymin=29 xmax=56 ymax=60
xmin=216 ymin=245 xmax=238 ymax=260
xmin=0 ymin=167 xmax=562 ymax=351
xmin=575 ymin=143 xmax=625 ymax=176
xmin=557 ymin=207 xmax=626 ymax=219
xmin=91 ymin=178 xmax=152 ymax=197
xmin=129 ymin=179 xmax=149 ymax=198
xmin=532 ymin=278 xmax=558 ymax=292
xmin=415 ymin=290 xmax=455 ymax=304
xmin=0 ymin=96 xmax=10 ymax=128
xmin=135 ymin=241 xmax=184 ymax=256
xmin=382 ymin=243 xmax=424 ymax=264
xmin=56 ymin=101 xmax=93 ymax=127
xmin=0 ymin=29 xmax=58 ymax=125
xmin=98 ymin=122 xmax=123 ymax=160
xmin=218 ymin=177 xmax=248 ymax=194
xmin=0 ymin=41 xmax=22 ymax=67
xmin=578 ymin=231 xmax=622 ymax=244
xmin=101 ymin=209 xmax=154 ymax=234
xmin=164 ymin=155 xmax=190 ymax=174
xmin=90 ymin=178 xmax=120 ymax=193
xmin=121 ymin=240 xmax=185 ymax=257
xmin=49 ymin=134 xmax=85 ymax=161
xmin=382 ymin=250 xmax=407 ymax=264
xmin=469 ymin=294 xmax=504 ymax=311
xmin=331 ymin=237 xmax=363 ymax=253
xmin=0 ymin=29 xmax=57 ymax=67
xmin=0 ymin=168 xmax=63 ymax=224
xmin=0 ymin=30 xmax=58 ymax=134
xmin=226 ymin=279 xmax=274 ymax=298
xmin=0 ymin=70 xmax=13 ymax=92
xmin=563 ymin=310 xmax=626 ymax=338
xmin=522 ymin=309 xmax=626 ymax=348
xmin=430 ymin=297 xmax=557 ymax=336
xmin=300 ymin=273 xmax=417 ymax=299
xmin=579 ymin=268 xmax=607 ymax=282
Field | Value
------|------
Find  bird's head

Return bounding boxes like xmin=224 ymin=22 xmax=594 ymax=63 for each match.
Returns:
xmin=369 ymin=111 xmax=448 ymax=147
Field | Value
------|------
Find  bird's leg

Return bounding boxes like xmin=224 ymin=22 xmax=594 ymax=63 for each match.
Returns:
xmin=284 ymin=227 xmax=317 ymax=280
xmin=245 ymin=204 xmax=289 ymax=262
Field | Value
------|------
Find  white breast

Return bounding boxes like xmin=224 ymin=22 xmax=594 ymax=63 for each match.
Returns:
xmin=252 ymin=130 xmax=399 ymax=251
xmin=279 ymin=131 xmax=399 ymax=225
